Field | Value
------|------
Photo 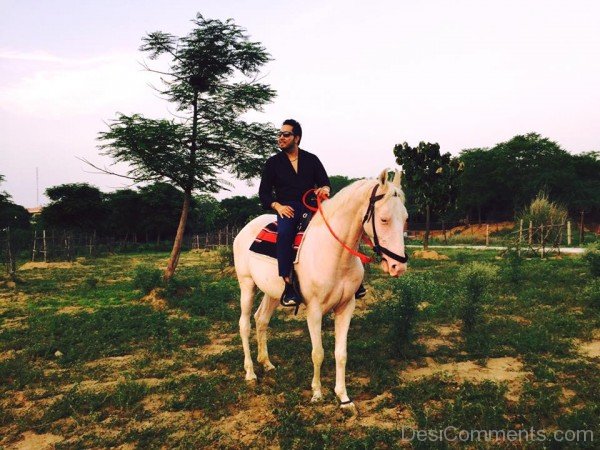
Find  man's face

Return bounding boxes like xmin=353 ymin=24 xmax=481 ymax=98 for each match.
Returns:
xmin=278 ymin=124 xmax=299 ymax=151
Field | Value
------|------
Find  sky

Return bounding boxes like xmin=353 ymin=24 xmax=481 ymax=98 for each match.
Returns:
xmin=1 ymin=0 xmax=599 ymax=208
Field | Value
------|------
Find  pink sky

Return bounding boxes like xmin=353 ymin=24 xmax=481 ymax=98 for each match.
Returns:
xmin=1 ymin=0 xmax=599 ymax=207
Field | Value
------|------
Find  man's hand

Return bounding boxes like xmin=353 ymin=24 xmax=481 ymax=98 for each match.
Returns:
xmin=314 ymin=186 xmax=331 ymax=200
xmin=272 ymin=202 xmax=295 ymax=218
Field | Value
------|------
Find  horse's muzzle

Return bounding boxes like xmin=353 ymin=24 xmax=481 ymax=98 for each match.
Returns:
xmin=381 ymin=258 xmax=407 ymax=277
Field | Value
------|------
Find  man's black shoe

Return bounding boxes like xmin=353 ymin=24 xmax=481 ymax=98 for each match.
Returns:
xmin=280 ymin=282 xmax=301 ymax=307
xmin=355 ymin=283 xmax=367 ymax=299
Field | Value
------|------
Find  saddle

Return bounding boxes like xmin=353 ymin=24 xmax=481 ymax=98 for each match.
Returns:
xmin=249 ymin=211 xmax=313 ymax=312
xmin=248 ymin=211 xmax=313 ymax=262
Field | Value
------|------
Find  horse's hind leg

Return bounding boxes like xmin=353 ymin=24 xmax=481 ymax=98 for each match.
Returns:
xmin=238 ymin=276 xmax=257 ymax=381
xmin=254 ymin=294 xmax=279 ymax=371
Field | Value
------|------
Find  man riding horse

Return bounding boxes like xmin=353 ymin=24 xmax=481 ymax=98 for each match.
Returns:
xmin=258 ymin=119 xmax=366 ymax=307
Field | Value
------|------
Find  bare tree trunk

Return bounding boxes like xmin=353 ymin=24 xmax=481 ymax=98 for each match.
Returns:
xmin=164 ymin=87 xmax=200 ymax=281
xmin=164 ymin=190 xmax=191 ymax=281
xmin=424 ymin=204 xmax=430 ymax=250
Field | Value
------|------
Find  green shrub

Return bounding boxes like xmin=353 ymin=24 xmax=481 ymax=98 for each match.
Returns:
xmin=132 ymin=265 xmax=162 ymax=294
xmin=502 ymin=250 xmax=523 ymax=286
xmin=113 ymin=380 xmax=148 ymax=410
xmin=457 ymin=262 xmax=498 ymax=333
xmin=84 ymin=276 xmax=99 ymax=289
xmin=583 ymin=279 xmax=600 ymax=308
xmin=163 ymin=276 xmax=193 ymax=299
xmin=168 ymin=374 xmax=238 ymax=418
xmin=389 ymin=275 xmax=426 ymax=356
xmin=165 ymin=278 xmax=236 ymax=321
xmin=583 ymin=243 xmax=600 ymax=277
xmin=216 ymin=245 xmax=234 ymax=267
xmin=518 ymin=192 xmax=568 ymax=249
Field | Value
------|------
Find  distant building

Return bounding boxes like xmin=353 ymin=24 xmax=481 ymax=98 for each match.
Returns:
xmin=27 ymin=206 xmax=42 ymax=216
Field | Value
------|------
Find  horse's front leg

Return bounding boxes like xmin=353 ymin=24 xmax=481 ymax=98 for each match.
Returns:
xmin=306 ymin=305 xmax=324 ymax=402
xmin=334 ymin=298 xmax=357 ymax=415
xmin=254 ymin=294 xmax=279 ymax=371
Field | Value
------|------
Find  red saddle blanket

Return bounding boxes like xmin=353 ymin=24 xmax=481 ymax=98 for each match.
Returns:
xmin=249 ymin=221 xmax=307 ymax=260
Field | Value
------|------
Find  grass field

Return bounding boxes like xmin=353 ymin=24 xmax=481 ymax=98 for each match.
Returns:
xmin=0 ymin=247 xmax=599 ymax=449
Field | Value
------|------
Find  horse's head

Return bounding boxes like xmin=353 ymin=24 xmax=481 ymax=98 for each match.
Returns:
xmin=362 ymin=168 xmax=408 ymax=277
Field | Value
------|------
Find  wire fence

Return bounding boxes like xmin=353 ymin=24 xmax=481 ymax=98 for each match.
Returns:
xmin=1 ymin=219 xmax=597 ymax=274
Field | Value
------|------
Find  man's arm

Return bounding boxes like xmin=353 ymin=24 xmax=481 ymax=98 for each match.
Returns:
xmin=258 ymin=159 xmax=276 ymax=210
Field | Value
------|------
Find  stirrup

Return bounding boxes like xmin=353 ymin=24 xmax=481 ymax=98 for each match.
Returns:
xmin=355 ymin=283 xmax=367 ymax=299
xmin=280 ymin=283 xmax=300 ymax=305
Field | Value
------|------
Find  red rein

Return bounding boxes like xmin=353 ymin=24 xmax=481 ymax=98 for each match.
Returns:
xmin=301 ymin=189 xmax=374 ymax=264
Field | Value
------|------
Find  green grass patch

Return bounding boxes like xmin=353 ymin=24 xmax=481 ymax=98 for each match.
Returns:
xmin=0 ymin=305 xmax=210 ymax=365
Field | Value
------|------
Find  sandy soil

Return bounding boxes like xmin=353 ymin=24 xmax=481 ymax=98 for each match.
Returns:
xmin=411 ymin=250 xmax=450 ymax=260
xmin=401 ymin=356 xmax=529 ymax=401
xmin=18 ymin=262 xmax=81 ymax=271
xmin=8 ymin=431 xmax=63 ymax=450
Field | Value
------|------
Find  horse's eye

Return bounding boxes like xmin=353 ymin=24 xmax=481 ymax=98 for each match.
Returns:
xmin=381 ymin=218 xmax=389 ymax=224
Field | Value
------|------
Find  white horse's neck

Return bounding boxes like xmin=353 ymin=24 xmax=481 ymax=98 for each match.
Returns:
xmin=307 ymin=181 xmax=375 ymax=266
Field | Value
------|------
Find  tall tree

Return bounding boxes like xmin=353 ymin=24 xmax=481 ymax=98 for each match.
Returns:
xmin=137 ymin=183 xmax=198 ymax=242
xmin=105 ymin=189 xmax=142 ymax=240
xmin=0 ymin=175 xmax=31 ymax=230
xmin=40 ymin=183 xmax=107 ymax=233
xmin=219 ymin=195 xmax=262 ymax=228
xmin=329 ymin=175 xmax=359 ymax=195
xmin=96 ymin=14 xmax=277 ymax=279
xmin=393 ymin=142 xmax=462 ymax=249
xmin=193 ymin=194 xmax=224 ymax=233
xmin=457 ymin=148 xmax=498 ymax=223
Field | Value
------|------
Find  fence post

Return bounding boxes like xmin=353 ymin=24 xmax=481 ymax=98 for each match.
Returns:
xmin=5 ymin=227 xmax=16 ymax=276
xmin=43 ymin=230 xmax=47 ymax=262
xmin=528 ymin=221 xmax=533 ymax=246
xmin=485 ymin=224 xmax=489 ymax=247
xmin=567 ymin=221 xmax=572 ymax=246
xmin=540 ymin=224 xmax=545 ymax=258
xmin=32 ymin=230 xmax=37 ymax=262
xmin=518 ymin=219 xmax=523 ymax=257
xmin=579 ymin=211 xmax=585 ymax=244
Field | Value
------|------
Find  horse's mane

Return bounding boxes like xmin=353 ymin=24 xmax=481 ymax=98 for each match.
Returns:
xmin=322 ymin=177 xmax=405 ymax=217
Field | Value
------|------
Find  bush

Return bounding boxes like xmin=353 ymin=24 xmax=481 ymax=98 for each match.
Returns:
xmin=583 ymin=279 xmax=600 ymax=308
xmin=132 ymin=265 xmax=162 ymax=294
xmin=518 ymin=192 xmax=568 ymax=249
xmin=502 ymin=250 xmax=523 ymax=286
xmin=583 ymin=243 xmax=600 ymax=277
xmin=84 ymin=276 xmax=98 ymax=289
xmin=382 ymin=274 xmax=426 ymax=357
xmin=457 ymin=262 xmax=498 ymax=333
xmin=216 ymin=245 xmax=234 ymax=267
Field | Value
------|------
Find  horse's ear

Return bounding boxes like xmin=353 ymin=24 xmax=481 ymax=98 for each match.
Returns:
xmin=378 ymin=168 xmax=389 ymax=186
xmin=392 ymin=170 xmax=402 ymax=187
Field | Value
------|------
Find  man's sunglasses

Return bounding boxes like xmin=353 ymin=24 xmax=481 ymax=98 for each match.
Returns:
xmin=278 ymin=131 xmax=294 ymax=138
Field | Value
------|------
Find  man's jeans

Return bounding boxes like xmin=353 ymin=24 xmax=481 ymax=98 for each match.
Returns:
xmin=276 ymin=200 xmax=306 ymax=278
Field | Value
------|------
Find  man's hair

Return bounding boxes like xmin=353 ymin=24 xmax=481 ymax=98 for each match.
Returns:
xmin=283 ymin=119 xmax=302 ymax=144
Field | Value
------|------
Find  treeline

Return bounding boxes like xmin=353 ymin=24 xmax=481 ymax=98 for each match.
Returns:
xmin=395 ymin=133 xmax=599 ymax=226
xmin=35 ymin=183 xmax=263 ymax=241
xmin=454 ymin=133 xmax=600 ymax=224
xmin=0 ymin=175 xmax=358 ymax=242
xmin=1 ymin=133 xmax=599 ymax=240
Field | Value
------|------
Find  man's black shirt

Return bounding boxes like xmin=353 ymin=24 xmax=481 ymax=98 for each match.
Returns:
xmin=259 ymin=149 xmax=331 ymax=210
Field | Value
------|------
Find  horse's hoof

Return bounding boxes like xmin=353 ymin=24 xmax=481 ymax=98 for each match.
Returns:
xmin=340 ymin=401 xmax=358 ymax=417
xmin=310 ymin=392 xmax=323 ymax=403
xmin=245 ymin=373 xmax=258 ymax=382
xmin=264 ymin=362 xmax=276 ymax=372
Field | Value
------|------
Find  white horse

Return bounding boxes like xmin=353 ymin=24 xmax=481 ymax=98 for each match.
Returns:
xmin=233 ymin=169 xmax=408 ymax=414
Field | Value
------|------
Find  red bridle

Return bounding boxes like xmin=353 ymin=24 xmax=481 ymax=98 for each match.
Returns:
xmin=301 ymin=189 xmax=374 ymax=264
